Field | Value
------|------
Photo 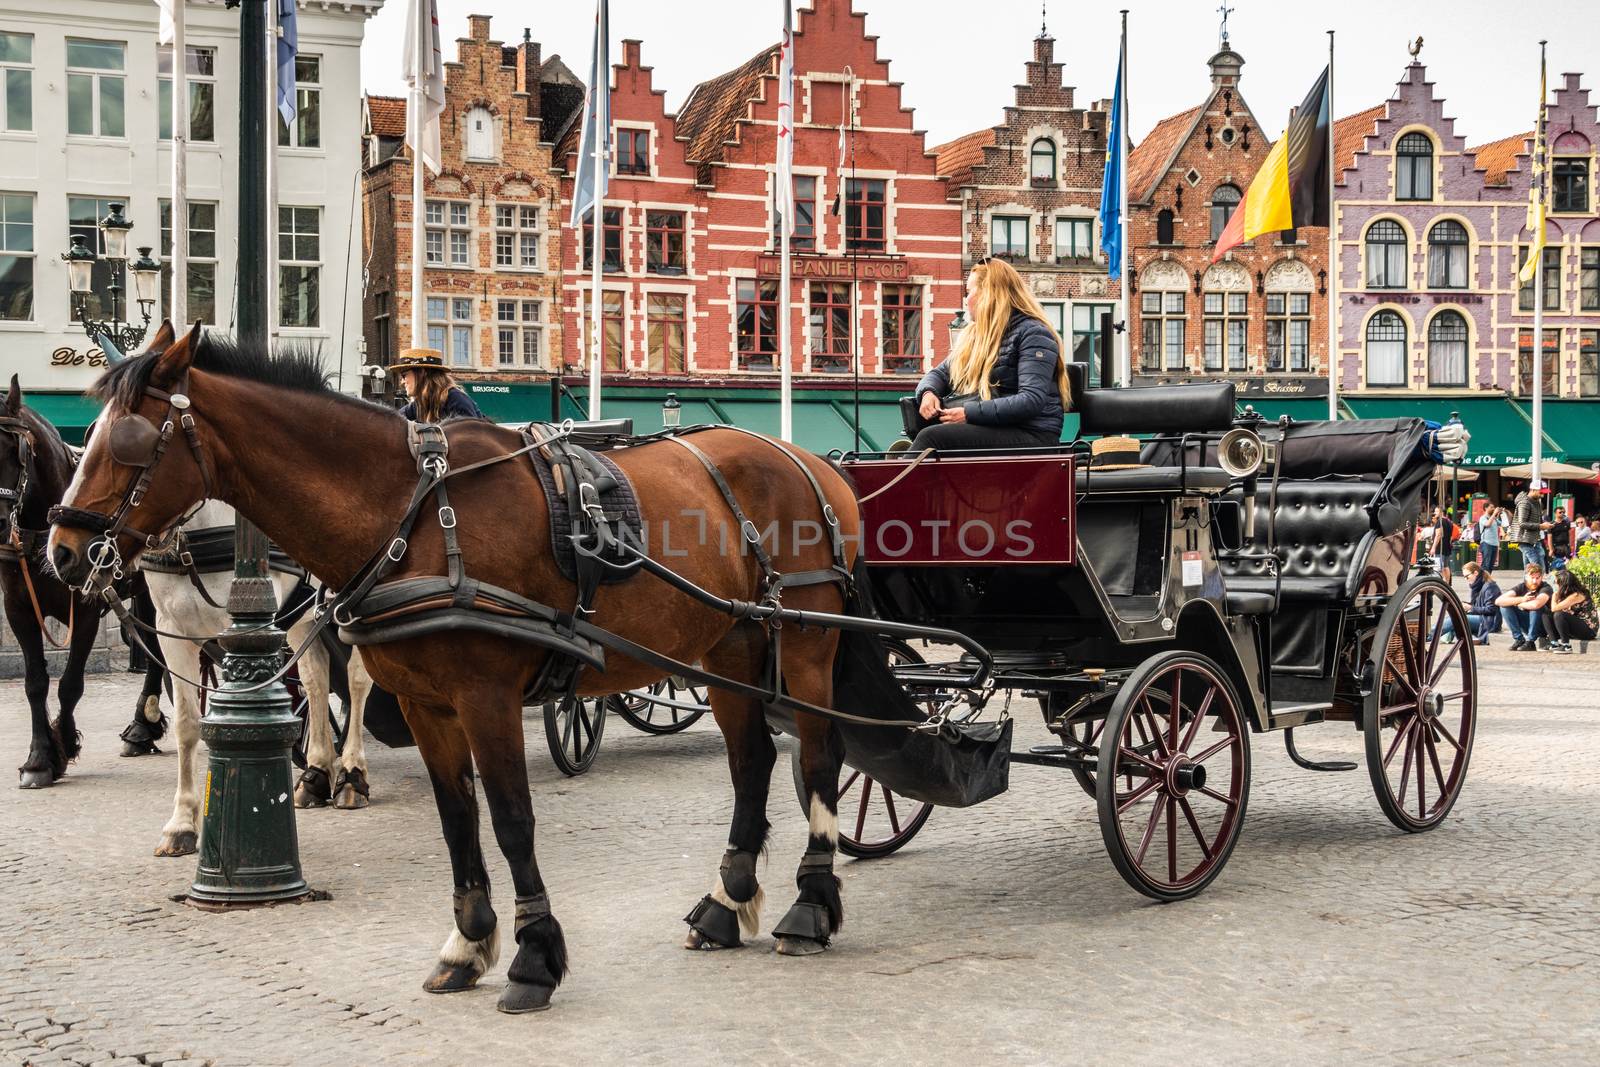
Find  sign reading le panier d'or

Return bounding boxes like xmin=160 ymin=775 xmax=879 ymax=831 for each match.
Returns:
xmin=756 ymin=254 xmax=910 ymax=280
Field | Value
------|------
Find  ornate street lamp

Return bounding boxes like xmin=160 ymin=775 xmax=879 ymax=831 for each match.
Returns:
xmin=661 ymin=391 xmax=681 ymax=429
xmin=61 ymin=202 xmax=155 ymax=355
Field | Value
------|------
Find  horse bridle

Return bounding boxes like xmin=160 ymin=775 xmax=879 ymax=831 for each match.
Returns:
xmin=47 ymin=378 xmax=216 ymax=591
xmin=0 ymin=413 xmax=35 ymax=542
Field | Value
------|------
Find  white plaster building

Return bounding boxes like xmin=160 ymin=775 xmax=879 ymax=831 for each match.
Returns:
xmin=0 ymin=0 xmax=381 ymax=436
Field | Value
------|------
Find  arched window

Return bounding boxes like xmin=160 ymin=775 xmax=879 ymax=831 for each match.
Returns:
xmin=1365 ymin=219 xmax=1409 ymax=289
xmin=1366 ymin=310 xmax=1409 ymax=387
xmin=1427 ymin=220 xmax=1469 ymax=288
xmin=1428 ymin=310 xmax=1469 ymax=386
xmin=1156 ymin=209 xmax=1174 ymax=245
xmin=465 ymin=105 xmax=495 ymax=161
xmin=1209 ymin=184 xmax=1241 ymax=242
xmin=1396 ymin=132 xmax=1433 ymax=201
xmin=1030 ymin=138 xmax=1056 ymax=182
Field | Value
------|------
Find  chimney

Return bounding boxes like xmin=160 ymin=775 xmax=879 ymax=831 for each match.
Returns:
xmin=517 ymin=30 xmax=542 ymax=120
xmin=468 ymin=14 xmax=492 ymax=42
xmin=623 ymin=39 xmax=642 ymax=69
xmin=1208 ymin=46 xmax=1243 ymax=90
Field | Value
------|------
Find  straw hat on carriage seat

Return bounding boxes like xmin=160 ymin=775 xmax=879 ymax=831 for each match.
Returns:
xmin=387 ymin=347 xmax=447 ymax=372
xmin=1089 ymin=436 xmax=1145 ymax=471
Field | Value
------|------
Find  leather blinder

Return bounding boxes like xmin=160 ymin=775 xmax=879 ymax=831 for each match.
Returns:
xmin=108 ymin=415 xmax=162 ymax=467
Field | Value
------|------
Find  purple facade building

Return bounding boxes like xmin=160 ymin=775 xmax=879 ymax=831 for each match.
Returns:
xmin=1334 ymin=62 xmax=1599 ymax=402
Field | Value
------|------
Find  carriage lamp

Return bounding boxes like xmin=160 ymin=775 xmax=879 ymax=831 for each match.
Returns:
xmin=99 ymin=203 xmax=133 ymax=261
xmin=661 ymin=392 xmax=682 ymax=429
xmin=63 ymin=234 xmax=95 ymax=295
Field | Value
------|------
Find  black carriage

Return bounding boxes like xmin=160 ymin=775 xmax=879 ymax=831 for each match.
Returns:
xmin=825 ymin=371 xmax=1475 ymax=899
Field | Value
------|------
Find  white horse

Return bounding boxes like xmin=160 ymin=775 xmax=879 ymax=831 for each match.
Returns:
xmin=144 ymin=500 xmax=374 ymax=857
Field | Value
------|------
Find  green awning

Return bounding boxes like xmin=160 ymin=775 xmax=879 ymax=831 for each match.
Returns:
xmin=1344 ymin=396 xmax=1563 ymax=468
xmin=461 ymin=380 xmax=558 ymax=423
xmin=1511 ymin=399 xmax=1600 ymax=464
xmin=1236 ymin=397 xmax=1333 ymax=423
xmin=25 ymin=393 xmax=102 ymax=445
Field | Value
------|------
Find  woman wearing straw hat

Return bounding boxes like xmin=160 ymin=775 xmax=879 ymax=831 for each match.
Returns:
xmin=911 ymin=258 xmax=1070 ymax=452
xmin=389 ymin=348 xmax=486 ymax=423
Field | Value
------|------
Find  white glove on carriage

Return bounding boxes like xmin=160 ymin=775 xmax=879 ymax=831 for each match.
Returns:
xmin=1433 ymin=422 xmax=1470 ymax=463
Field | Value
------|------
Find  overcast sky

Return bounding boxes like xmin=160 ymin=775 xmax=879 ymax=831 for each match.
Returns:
xmin=360 ymin=0 xmax=1597 ymax=148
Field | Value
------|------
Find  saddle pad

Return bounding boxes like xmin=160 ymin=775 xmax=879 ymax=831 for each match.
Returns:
xmin=531 ymin=446 xmax=644 ymax=585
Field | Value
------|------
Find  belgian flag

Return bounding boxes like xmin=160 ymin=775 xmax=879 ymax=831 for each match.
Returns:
xmin=1213 ymin=67 xmax=1331 ymax=260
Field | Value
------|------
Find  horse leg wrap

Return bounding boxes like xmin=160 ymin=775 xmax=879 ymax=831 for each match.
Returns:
xmin=501 ymin=892 xmax=566 ymax=1014
xmin=294 ymin=764 xmax=332 ymax=806
xmin=454 ymin=886 xmax=497 ymax=942
xmin=684 ymin=896 xmax=744 ymax=949
xmin=119 ymin=713 xmax=167 ymax=756
xmin=425 ymin=887 xmax=499 ymax=994
xmin=773 ymin=850 xmax=841 ymax=948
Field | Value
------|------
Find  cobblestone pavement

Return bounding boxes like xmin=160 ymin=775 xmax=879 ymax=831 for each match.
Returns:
xmin=2 ymin=640 xmax=1597 ymax=1066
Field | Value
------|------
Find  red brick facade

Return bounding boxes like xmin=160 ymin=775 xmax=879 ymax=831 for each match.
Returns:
xmin=1126 ymin=47 xmax=1330 ymax=386
xmin=554 ymin=0 xmax=963 ymax=386
xmin=360 ymin=15 xmax=582 ymax=393
xmin=933 ymin=33 xmax=1119 ymax=370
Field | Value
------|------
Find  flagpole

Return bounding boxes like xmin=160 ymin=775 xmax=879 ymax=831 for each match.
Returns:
xmin=588 ymin=5 xmax=607 ymax=421
xmin=170 ymin=0 xmax=187 ymax=326
xmin=1117 ymin=10 xmax=1130 ymax=386
xmin=1326 ymin=29 xmax=1337 ymax=420
xmin=408 ymin=0 xmax=426 ymax=353
xmin=1531 ymin=39 xmax=1547 ymax=492
xmin=266 ymin=0 xmax=279 ymax=345
xmin=778 ymin=3 xmax=794 ymax=440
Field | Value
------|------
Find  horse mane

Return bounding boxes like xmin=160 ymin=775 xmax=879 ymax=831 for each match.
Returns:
xmin=93 ymin=332 xmax=392 ymax=416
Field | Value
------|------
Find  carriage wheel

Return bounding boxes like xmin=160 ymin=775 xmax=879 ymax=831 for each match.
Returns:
xmin=542 ymin=693 xmax=609 ymax=777
xmin=1362 ymin=575 xmax=1476 ymax=832
xmin=790 ymin=638 xmax=935 ymax=859
xmin=615 ymin=676 xmax=708 ymax=734
xmin=1096 ymin=652 xmax=1250 ymax=902
xmin=1046 ymin=694 xmax=1115 ymax=798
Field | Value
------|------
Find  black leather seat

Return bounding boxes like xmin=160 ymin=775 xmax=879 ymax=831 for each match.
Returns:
xmin=1221 ymin=479 xmax=1379 ymax=602
xmin=1224 ymin=590 xmax=1276 ymax=616
xmin=1075 ymin=466 xmax=1233 ymax=494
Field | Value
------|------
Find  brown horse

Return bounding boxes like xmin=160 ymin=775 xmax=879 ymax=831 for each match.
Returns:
xmin=49 ymin=322 xmax=862 ymax=1014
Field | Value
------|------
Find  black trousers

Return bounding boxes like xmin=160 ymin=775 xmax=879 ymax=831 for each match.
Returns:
xmin=910 ymin=422 xmax=1058 ymax=452
xmin=1551 ymin=611 xmax=1596 ymax=642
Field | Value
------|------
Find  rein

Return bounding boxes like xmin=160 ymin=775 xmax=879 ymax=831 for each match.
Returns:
xmin=0 ymin=413 xmax=73 ymax=649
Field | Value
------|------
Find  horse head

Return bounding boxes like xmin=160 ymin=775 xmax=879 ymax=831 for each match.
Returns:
xmin=48 ymin=319 xmax=211 ymax=587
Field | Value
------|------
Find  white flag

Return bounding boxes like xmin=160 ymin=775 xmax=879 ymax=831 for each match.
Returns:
xmin=402 ymin=0 xmax=446 ymax=175
xmin=570 ymin=0 xmax=611 ymax=228
xmin=774 ymin=1 xmax=795 ymax=235
xmin=155 ymin=0 xmax=176 ymax=45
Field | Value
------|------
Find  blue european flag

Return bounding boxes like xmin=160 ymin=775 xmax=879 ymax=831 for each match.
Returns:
xmin=277 ymin=0 xmax=298 ymax=127
xmin=1098 ymin=54 xmax=1123 ymax=280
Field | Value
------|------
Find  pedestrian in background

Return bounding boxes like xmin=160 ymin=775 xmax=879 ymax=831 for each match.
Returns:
xmin=1497 ymin=561 xmax=1554 ymax=652
xmin=1548 ymin=506 xmax=1572 ymax=570
xmin=1430 ymin=505 xmax=1456 ymax=584
xmin=1548 ymin=568 xmax=1595 ymax=653
xmin=1478 ymin=504 xmax=1503 ymax=572
xmin=1575 ymin=514 xmax=1594 ymax=548
xmin=1513 ymin=488 xmax=1546 ymax=572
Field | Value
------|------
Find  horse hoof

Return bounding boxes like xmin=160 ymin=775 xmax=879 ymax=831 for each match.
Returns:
xmin=422 ymin=961 xmax=482 ymax=994
xmin=293 ymin=783 xmax=330 ymax=808
xmin=775 ymin=936 xmax=828 ymax=957
xmin=333 ymin=785 xmax=370 ymax=810
xmin=121 ymin=740 xmax=160 ymax=757
xmin=18 ymin=768 xmax=54 ymax=789
xmin=155 ymin=831 xmax=198 ymax=857
xmin=496 ymin=981 xmax=555 ymax=1015
xmin=682 ymin=929 xmax=737 ymax=951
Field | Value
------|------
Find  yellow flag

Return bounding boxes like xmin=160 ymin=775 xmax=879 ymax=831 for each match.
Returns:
xmin=1519 ymin=54 xmax=1548 ymax=285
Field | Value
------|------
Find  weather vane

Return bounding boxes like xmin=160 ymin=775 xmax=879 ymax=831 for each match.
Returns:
xmin=1217 ymin=3 xmax=1235 ymax=49
xmin=1040 ymin=2 xmax=1048 ymax=36
xmin=1408 ymin=36 xmax=1424 ymax=61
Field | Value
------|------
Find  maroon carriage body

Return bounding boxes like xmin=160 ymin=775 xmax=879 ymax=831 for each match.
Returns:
xmin=845 ymin=454 xmax=1076 ymax=566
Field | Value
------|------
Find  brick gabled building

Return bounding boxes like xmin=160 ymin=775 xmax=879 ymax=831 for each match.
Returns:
xmin=555 ymin=0 xmax=963 ymax=391
xmin=360 ymin=14 xmax=581 ymax=402
xmin=1127 ymin=43 xmax=1348 ymax=403
xmin=932 ymin=31 xmax=1117 ymax=370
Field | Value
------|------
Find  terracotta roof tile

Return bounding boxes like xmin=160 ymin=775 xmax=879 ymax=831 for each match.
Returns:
xmin=1127 ymin=105 xmax=1201 ymax=203
xmin=367 ymin=94 xmax=406 ymax=139
xmin=1331 ymin=105 xmax=1384 ymax=185
xmin=1468 ymin=131 xmax=1531 ymax=186
xmin=676 ymin=44 xmax=781 ymax=165
xmin=931 ymin=128 xmax=995 ymax=188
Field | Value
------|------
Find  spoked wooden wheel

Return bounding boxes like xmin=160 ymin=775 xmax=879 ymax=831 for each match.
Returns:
xmin=1096 ymin=652 xmax=1250 ymax=902
xmin=615 ymin=676 xmax=709 ymax=734
xmin=1362 ymin=575 xmax=1476 ymax=832
xmin=542 ymin=693 xmax=609 ymax=777
xmin=791 ymin=638 xmax=935 ymax=859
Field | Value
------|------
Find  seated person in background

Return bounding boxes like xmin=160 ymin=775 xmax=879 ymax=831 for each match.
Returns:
xmin=1548 ymin=568 xmax=1596 ymax=654
xmin=1496 ymin=562 xmax=1554 ymax=652
xmin=1575 ymin=514 xmax=1593 ymax=547
xmin=913 ymin=257 xmax=1069 ymax=452
xmin=1443 ymin=561 xmax=1501 ymax=645
xmin=1548 ymin=507 xmax=1573 ymax=569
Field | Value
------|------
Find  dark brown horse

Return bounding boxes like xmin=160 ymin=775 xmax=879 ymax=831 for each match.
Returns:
xmin=0 ymin=376 xmax=167 ymax=788
xmin=49 ymin=323 xmax=862 ymax=1014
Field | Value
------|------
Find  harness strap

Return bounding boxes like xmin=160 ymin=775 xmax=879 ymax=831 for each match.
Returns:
xmin=709 ymin=425 xmax=851 ymax=587
xmin=9 ymin=526 xmax=72 ymax=650
xmin=664 ymin=434 xmax=778 ymax=594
